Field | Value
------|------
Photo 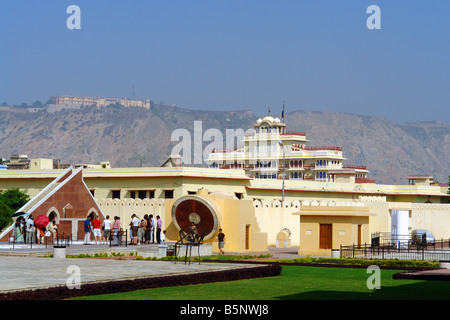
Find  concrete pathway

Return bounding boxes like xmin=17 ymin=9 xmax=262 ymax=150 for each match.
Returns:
xmin=0 ymin=255 xmax=259 ymax=293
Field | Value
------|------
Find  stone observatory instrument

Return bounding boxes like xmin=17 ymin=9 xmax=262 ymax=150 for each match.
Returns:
xmin=171 ymin=196 xmax=220 ymax=241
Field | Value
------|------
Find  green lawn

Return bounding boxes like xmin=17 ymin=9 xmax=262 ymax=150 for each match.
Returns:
xmin=72 ymin=265 xmax=450 ymax=300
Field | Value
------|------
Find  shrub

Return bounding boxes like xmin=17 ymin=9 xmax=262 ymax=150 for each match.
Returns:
xmin=272 ymin=257 xmax=439 ymax=269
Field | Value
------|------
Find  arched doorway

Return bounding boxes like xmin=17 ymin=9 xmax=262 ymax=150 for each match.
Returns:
xmin=46 ymin=207 xmax=60 ymax=223
xmin=87 ymin=208 xmax=100 ymax=219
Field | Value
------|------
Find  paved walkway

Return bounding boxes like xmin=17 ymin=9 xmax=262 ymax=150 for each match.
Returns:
xmin=2 ymin=242 xmax=449 ymax=297
xmin=0 ymin=255 xmax=262 ymax=294
xmin=0 ymin=243 xmax=305 ymax=296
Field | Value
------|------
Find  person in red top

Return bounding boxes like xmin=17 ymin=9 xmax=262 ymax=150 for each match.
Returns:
xmin=91 ymin=216 xmax=102 ymax=245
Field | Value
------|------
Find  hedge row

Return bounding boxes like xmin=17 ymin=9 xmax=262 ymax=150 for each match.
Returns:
xmin=229 ymin=256 xmax=440 ymax=269
xmin=272 ymin=257 xmax=439 ymax=268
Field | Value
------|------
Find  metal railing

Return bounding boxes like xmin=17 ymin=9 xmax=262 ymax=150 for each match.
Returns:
xmin=340 ymin=243 xmax=450 ymax=261
xmin=370 ymin=232 xmax=441 ymax=249
xmin=52 ymin=232 xmax=72 ymax=248
xmin=8 ymin=231 xmax=72 ymax=249
xmin=109 ymin=229 xmax=128 ymax=247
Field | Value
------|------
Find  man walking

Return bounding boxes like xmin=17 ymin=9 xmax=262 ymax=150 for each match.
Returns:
xmin=218 ymin=229 xmax=226 ymax=255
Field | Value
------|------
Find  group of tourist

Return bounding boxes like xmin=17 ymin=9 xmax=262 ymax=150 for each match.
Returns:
xmin=12 ymin=215 xmax=57 ymax=244
xmin=129 ymin=214 xmax=165 ymax=245
xmin=83 ymin=213 xmax=165 ymax=246
xmin=13 ymin=213 xmax=226 ymax=254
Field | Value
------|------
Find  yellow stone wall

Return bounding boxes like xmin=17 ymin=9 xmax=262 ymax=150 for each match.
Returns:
xmin=295 ymin=206 xmax=371 ymax=256
xmin=1 ymin=166 xmax=449 ymax=255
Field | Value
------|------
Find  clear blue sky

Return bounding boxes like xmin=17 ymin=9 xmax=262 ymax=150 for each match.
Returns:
xmin=0 ymin=1 xmax=448 ymax=123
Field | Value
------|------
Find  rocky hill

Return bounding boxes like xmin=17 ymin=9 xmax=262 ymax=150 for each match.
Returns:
xmin=0 ymin=104 xmax=448 ymax=185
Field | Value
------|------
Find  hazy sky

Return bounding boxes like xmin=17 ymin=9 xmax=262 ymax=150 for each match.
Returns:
xmin=1 ymin=1 xmax=448 ymax=123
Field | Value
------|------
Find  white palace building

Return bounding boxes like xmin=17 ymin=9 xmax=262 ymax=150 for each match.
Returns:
xmin=207 ymin=114 xmax=370 ymax=184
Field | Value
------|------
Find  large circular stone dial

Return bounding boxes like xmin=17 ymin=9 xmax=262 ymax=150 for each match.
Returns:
xmin=171 ymin=196 xmax=220 ymax=241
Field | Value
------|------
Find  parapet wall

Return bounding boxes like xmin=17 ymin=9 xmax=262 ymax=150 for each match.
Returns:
xmin=96 ymin=198 xmax=166 ymax=230
xmin=251 ymin=198 xmax=450 ymax=247
xmin=96 ymin=197 xmax=450 ymax=248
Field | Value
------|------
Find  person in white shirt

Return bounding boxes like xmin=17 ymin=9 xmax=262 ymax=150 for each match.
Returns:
xmin=160 ymin=230 xmax=166 ymax=243
xmin=102 ymin=215 xmax=112 ymax=245
xmin=25 ymin=216 xmax=35 ymax=244
xmin=150 ymin=214 xmax=156 ymax=243
xmin=130 ymin=214 xmax=141 ymax=245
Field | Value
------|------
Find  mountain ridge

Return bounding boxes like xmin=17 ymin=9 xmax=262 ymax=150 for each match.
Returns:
xmin=0 ymin=104 xmax=448 ymax=185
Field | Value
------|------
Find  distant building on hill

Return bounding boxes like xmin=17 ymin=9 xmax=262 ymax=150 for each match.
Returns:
xmin=0 ymin=154 xmax=31 ymax=170
xmin=47 ymin=95 xmax=151 ymax=112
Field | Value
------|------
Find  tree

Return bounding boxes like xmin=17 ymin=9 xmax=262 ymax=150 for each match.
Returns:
xmin=0 ymin=188 xmax=30 ymax=212
xmin=31 ymin=100 xmax=44 ymax=108
xmin=0 ymin=200 xmax=14 ymax=231
xmin=0 ymin=188 xmax=29 ymax=232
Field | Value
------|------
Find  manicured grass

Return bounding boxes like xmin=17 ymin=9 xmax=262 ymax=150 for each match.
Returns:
xmin=72 ymin=265 xmax=450 ymax=300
